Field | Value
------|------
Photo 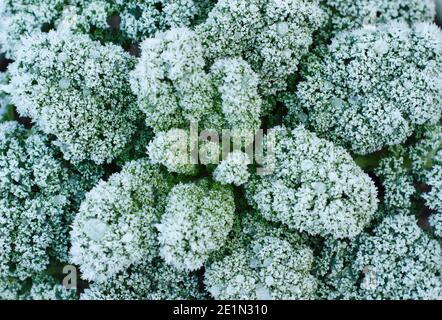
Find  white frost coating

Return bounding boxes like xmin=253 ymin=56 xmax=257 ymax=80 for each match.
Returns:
xmin=375 ymin=149 xmax=416 ymax=211
xmin=205 ymin=235 xmax=318 ymax=300
xmin=8 ymin=30 xmax=140 ymax=164
xmin=147 ymin=128 xmax=196 ymax=175
xmin=70 ymin=160 xmax=173 ymax=283
xmin=130 ymin=28 xmax=262 ymax=134
xmin=81 ymin=259 xmax=205 ymax=300
xmin=196 ymin=0 xmax=326 ymax=95
xmin=1 ymin=0 xmax=440 ymax=302
xmin=430 ymin=212 xmax=442 ymax=237
xmin=411 ymin=125 xmax=442 ymax=212
xmin=317 ymin=213 xmax=442 ymax=300
xmin=213 ymin=151 xmax=251 ymax=186
xmin=293 ymin=22 xmax=442 ymax=154
xmin=246 ymin=126 xmax=378 ymax=239
xmin=157 ymin=180 xmax=235 ymax=271
xmin=323 ymin=0 xmax=436 ymax=34
xmin=0 ymin=121 xmax=101 ymax=281
xmin=0 ymin=0 xmax=67 ymax=59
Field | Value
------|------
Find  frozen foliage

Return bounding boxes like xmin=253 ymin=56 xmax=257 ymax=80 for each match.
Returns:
xmin=292 ymin=22 xmax=442 ymax=154
xmin=72 ymin=0 xmax=111 ymax=33
xmin=322 ymin=0 xmax=436 ymax=34
xmin=0 ymin=0 xmax=210 ymax=46
xmin=114 ymin=126 xmax=154 ymax=167
xmin=130 ymin=28 xmax=262 ymax=133
xmin=27 ymin=275 xmax=77 ymax=300
xmin=0 ymin=73 xmax=10 ymax=120
xmin=0 ymin=0 xmax=67 ymax=59
xmin=374 ymin=125 xmax=442 ymax=215
xmin=130 ymin=28 xmax=210 ymax=132
xmin=157 ymin=180 xmax=236 ymax=271
xmin=375 ymin=148 xmax=415 ymax=211
xmin=1 ymin=0 xmax=442 ymax=301
xmin=70 ymin=160 xmax=173 ymax=283
xmin=73 ymin=0 xmax=212 ymax=43
xmin=9 ymin=30 xmax=140 ymax=164
xmin=410 ymin=125 xmax=442 ymax=212
xmin=317 ymin=213 xmax=442 ymax=300
xmin=81 ymin=259 xmax=205 ymax=300
xmin=147 ymin=128 xmax=252 ymax=177
xmin=430 ymin=212 xmax=442 ymax=237
xmin=147 ymin=128 xmax=220 ymax=175
xmin=246 ymin=126 xmax=378 ymax=239
xmin=0 ymin=274 xmax=77 ymax=300
xmin=205 ymin=236 xmax=317 ymax=300
xmin=196 ymin=0 xmax=325 ymax=95
xmin=0 ymin=121 xmax=101 ymax=280
xmin=205 ymin=213 xmax=318 ymax=300
xmin=147 ymin=129 xmax=197 ymax=175
xmin=351 ymin=213 xmax=442 ymax=299
xmin=118 ymin=0 xmax=199 ymax=42
xmin=213 ymin=151 xmax=251 ymax=186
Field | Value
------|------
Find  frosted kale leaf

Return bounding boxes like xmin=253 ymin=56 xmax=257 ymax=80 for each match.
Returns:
xmin=196 ymin=0 xmax=326 ymax=95
xmin=9 ymin=30 xmax=140 ymax=164
xmin=81 ymin=258 xmax=206 ymax=300
xmin=70 ymin=160 xmax=173 ymax=283
xmin=322 ymin=0 xmax=436 ymax=34
xmin=292 ymin=22 xmax=442 ymax=154
xmin=0 ymin=121 xmax=101 ymax=280
xmin=246 ymin=126 xmax=378 ymax=239
xmin=157 ymin=179 xmax=236 ymax=271
xmin=205 ymin=213 xmax=318 ymax=300
xmin=130 ymin=28 xmax=263 ymax=133
xmin=317 ymin=213 xmax=442 ymax=300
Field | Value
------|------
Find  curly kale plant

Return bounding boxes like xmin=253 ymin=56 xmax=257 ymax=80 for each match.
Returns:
xmin=196 ymin=0 xmax=326 ymax=95
xmin=246 ymin=126 xmax=378 ymax=239
xmin=316 ymin=213 xmax=442 ymax=299
xmin=73 ymin=0 xmax=214 ymax=43
xmin=292 ymin=22 xmax=442 ymax=154
xmin=411 ymin=125 xmax=442 ymax=211
xmin=0 ymin=121 xmax=101 ymax=282
xmin=157 ymin=179 xmax=236 ymax=271
xmin=9 ymin=30 xmax=140 ymax=164
xmin=81 ymin=258 xmax=205 ymax=300
xmin=0 ymin=0 xmax=441 ymax=302
xmin=0 ymin=274 xmax=77 ymax=300
xmin=130 ymin=27 xmax=263 ymax=133
xmin=321 ymin=0 xmax=436 ymax=34
xmin=0 ymin=0 xmax=68 ymax=59
xmin=70 ymin=160 xmax=173 ymax=282
xmin=205 ymin=213 xmax=318 ymax=300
